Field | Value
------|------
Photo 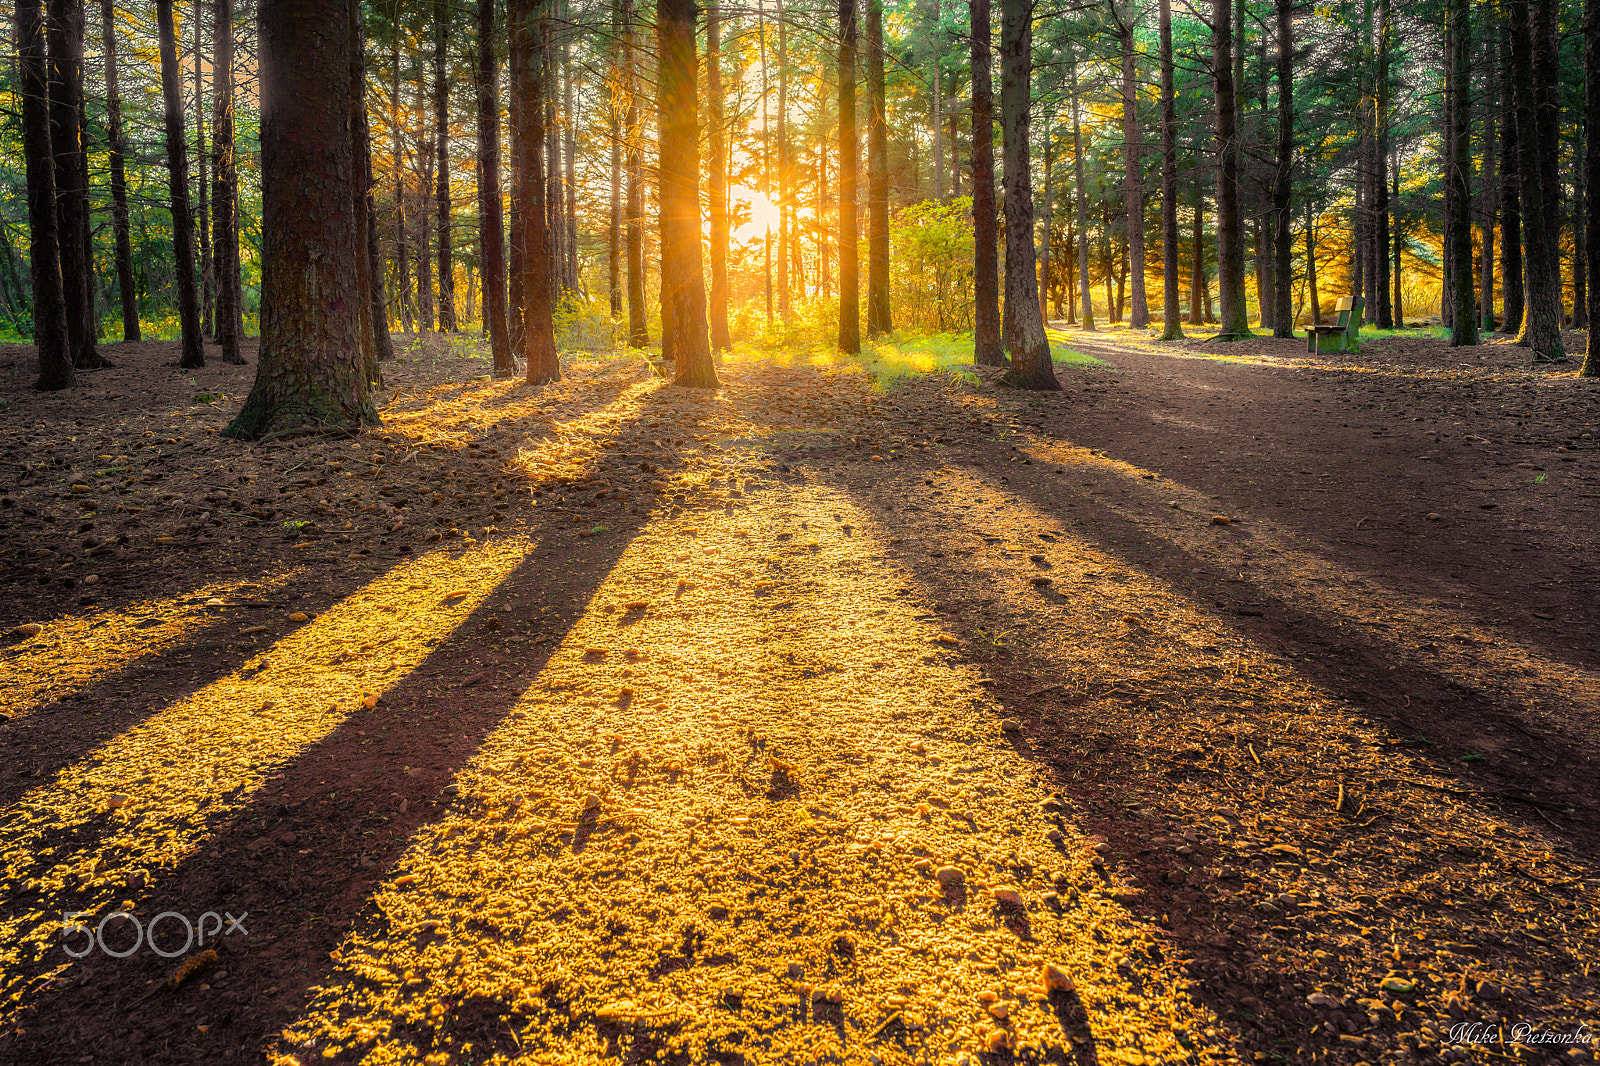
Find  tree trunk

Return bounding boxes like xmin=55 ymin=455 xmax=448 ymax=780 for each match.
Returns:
xmin=507 ymin=2 xmax=525 ymax=346
xmin=49 ymin=0 xmax=104 ymax=368
xmin=624 ymin=0 xmax=647 ymax=347
xmin=777 ymin=0 xmax=791 ymax=319
xmin=563 ymin=21 xmax=578 ymax=291
xmin=349 ymin=0 xmax=376 ymax=382
xmin=1271 ymin=0 xmax=1293 ymax=336
xmin=99 ymin=0 xmax=139 ymax=341
xmin=155 ymin=0 xmax=204 ymax=368
xmin=393 ymin=27 xmax=413 ymax=334
xmin=1158 ymin=0 xmax=1184 ymax=339
xmin=212 ymin=0 xmax=244 ymax=363
xmin=1070 ymin=55 xmax=1094 ymax=330
xmin=225 ymin=0 xmax=376 ymax=439
xmin=931 ymin=0 xmax=943 ymax=202
xmin=1373 ymin=0 xmax=1393 ymax=327
xmin=477 ymin=0 xmax=511 ymax=374
xmin=1040 ymin=126 xmax=1053 ymax=323
xmin=1447 ymin=0 xmax=1477 ymax=345
xmin=17 ymin=0 xmax=73 ymax=389
xmin=1393 ymin=145 xmax=1403 ymax=324
xmin=1188 ymin=192 xmax=1206 ymax=324
xmin=706 ymin=0 xmax=732 ymax=351
xmin=417 ymin=68 xmax=435 ymax=332
xmin=513 ymin=0 xmax=559 ymax=382
xmin=194 ymin=0 xmax=213 ymax=337
xmin=866 ymin=0 xmax=891 ymax=336
xmin=997 ymin=0 xmax=1058 ymax=388
xmin=608 ymin=0 xmax=622 ymax=319
xmin=1499 ymin=15 xmax=1523 ymax=336
xmin=1211 ymin=0 xmax=1248 ymax=337
xmin=1511 ymin=0 xmax=1563 ymax=360
xmin=837 ymin=0 xmax=860 ymax=354
xmin=435 ymin=0 xmax=457 ymax=332
xmin=1118 ymin=6 xmax=1149 ymax=328
xmin=1479 ymin=53 xmax=1497 ymax=332
xmin=658 ymin=0 xmax=717 ymax=384
xmin=970 ymin=0 xmax=1004 ymax=363
xmin=1584 ymin=0 xmax=1600 ymax=375
xmin=1306 ymin=204 xmax=1320 ymax=324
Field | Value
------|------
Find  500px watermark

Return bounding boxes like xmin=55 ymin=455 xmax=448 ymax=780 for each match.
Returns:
xmin=60 ymin=910 xmax=248 ymax=959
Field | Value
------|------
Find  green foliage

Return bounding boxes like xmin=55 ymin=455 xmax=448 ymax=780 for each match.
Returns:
xmin=890 ymin=198 xmax=976 ymax=334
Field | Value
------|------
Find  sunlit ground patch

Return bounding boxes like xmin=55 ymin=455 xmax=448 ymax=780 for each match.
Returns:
xmin=274 ymin=484 xmax=1228 ymax=1065
xmin=0 ymin=572 xmax=297 ymax=719
xmin=0 ymin=537 xmax=532 ymax=1020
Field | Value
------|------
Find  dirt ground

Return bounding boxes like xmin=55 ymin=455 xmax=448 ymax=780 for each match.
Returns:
xmin=0 ymin=326 xmax=1597 ymax=1066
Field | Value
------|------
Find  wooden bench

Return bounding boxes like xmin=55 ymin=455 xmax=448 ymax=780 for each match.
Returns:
xmin=1306 ymin=296 xmax=1363 ymax=353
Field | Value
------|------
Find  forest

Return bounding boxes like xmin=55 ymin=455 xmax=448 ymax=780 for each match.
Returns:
xmin=2 ymin=0 xmax=1600 ymax=1063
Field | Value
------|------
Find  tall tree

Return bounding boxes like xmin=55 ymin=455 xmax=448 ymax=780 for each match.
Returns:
xmin=359 ymin=26 xmax=392 ymax=365
xmin=866 ymin=0 xmax=891 ymax=336
xmin=1446 ymin=0 xmax=1477 ymax=345
xmin=777 ymin=0 xmax=792 ymax=319
xmin=477 ymin=0 xmax=512 ymax=375
xmin=1070 ymin=53 xmax=1094 ymax=330
xmin=1210 ymin=0 xmax=1249 ymax=337
xmin=226 ymin=0 xmax=376 ymax=439
xmin=837 ymin=0 xmax=860 ymax=354
xmin=1270 ymin=0 xmax=1293 ymax=337
xmin=658 ymin=0 xmax=717 ymax=384
xmin=997 ymin=0 xmax=1058 ymax=388
xmin=434 ymin=0 xmax=458 ymax=331
xmin=1372 ymin=0 xmax=1392 ymax=327
xmin=608 ymin=0 xmax=622 ymax=319
xmin=100 ymin=0 xmax=139 ymax=341
xmin=1498 ymin=14 xmax=1523 ymax=336
xmin=707 ymin=0 xmax=732 ymax=351
xmin=212 ymin=0 xmax=244 ymax=363
xmin=194 ymin=0 xmax=213 ymax=336
xmin=1584 ymin=0 xmax=1600 ymax=375
xmin=155 ymin=0 xmax=204 ymax=368
xmin=16 ymin=0 xmax=73 ymax=389
xmin=349 ymin=0 xmax=376 ymax=380
xmin=970 ymin=0 xmax=1004 ymax=363
xmin=1114 ymin=0 xmax=1149 ymax=328
xmin=513 ymin=0 xmax=559 ymax=382
xmin=624 ymin=0 xmax=647 ymax=347
xmin=1479 ymin=49 xmax=1498 ymax=333
xmin=48 ymin=0 xmax=104 ymax=368
xmin=1158 ymin=0 xmax=1184 ymax=339
xmin=1510 ymin=0 xmax=1563 ymax=360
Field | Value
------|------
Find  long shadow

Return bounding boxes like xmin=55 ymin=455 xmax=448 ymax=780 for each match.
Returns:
xmin=0 ymin=385 xmax=723 ymax=1065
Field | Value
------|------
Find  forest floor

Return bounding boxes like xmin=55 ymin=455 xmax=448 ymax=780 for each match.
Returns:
xmin=0 ymin=323 xmax=1597 ymax=1066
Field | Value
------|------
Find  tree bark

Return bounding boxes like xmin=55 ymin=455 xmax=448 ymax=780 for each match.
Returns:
xmin=212 ymin=0 xmax=244 ymax=363
xmin=225 ymin=0 xmax=376 ymax=439
xmin=997 ymin=0 xmax=1058 ymax=388
xmin=1188 ymin=191 xmax=1206 ymax=324
xmin=434 ymin=0 xmax=457 ymax=331
xmin=706 ymin=0 xmax=732 ymax=350
xmin=1158 ymin=0 xmax=1184 ymax=339
xmin=608 ymin=0 xmax=622 ymax=319
xmin=349 ymin=0 xmax=376 ymax=382
xmin=1479 ymin=53 xmax=1497 ymax=332
xmin=1499 ymin=14 xmax=1524 ymax=336
xmin=1118 ymin=3 xmax=1149 ymax=328
xmin=1511 ymin=0 xmax=1563 ymax=360
xmin=970 ymin=0 xmax=1004 ymax=363
xmin=513 ymin=0 xmax=559 ymax=382
xmin=1584 ymin=0 xmax=1600 ymax=374
xmin=1270 ymin=0 xmax=1293 ymax=336
xmin=17 ymin=0 xmax=73 ymax=389
xmin=194 ymin=0 xmax=213 ymax=337
xmin=777 ymin=0 xmax=791 ymax=319
xmin=1306 ymin=203 xmax=1320 ymax=324
xmin=99 ymin=0 xmax=139 ymax=341
xmin=866 ymin=0 xmax=890 ymax=336
xmin=1447 ymin=0 xmax=1477 ymax=345
xmin=624 ymin=0 xmax=647 ymax=347
xmin=49 ymin=0 xmax=104 ymax=368
xmin=1070 ymin=55 xmax=1094 ymax=330
xmin=658 ymin=0 xmax=717 ymax=384
xmin=1211 ymin=0 xmax=1249 ymax=337
xmin=477 ymin=0 xmax=511 ymax=374
xmin=837 ymin=0 xmax=860 ymax=354
xmin=1373 ymin=0 xmax=1392 ymax=327
xmin=931 ymin=0 xmax=943 ymax=202
xmin=155 ymin=0 xmax=204 ymax=368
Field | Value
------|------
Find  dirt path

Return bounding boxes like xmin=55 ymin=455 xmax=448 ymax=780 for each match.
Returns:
xmin=1 ymin=333 xmax=1597 ymax=1065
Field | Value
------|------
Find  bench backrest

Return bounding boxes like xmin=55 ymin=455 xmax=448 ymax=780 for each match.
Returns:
xmin=1334 ymin=296 xmax=1354 ymax=328
xmin=1347 ymin=297 xmax=1364 ymax=340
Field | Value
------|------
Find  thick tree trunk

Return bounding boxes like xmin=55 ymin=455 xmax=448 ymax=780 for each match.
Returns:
xmin=1158 ymin=0 xmax=1184 ymax=339
xmin=624 ymin=0 xmax=647 ymax=347
xmin=1584 ymin=0 xmax=1600 ymax=375
xmin=17 ymin=0 xmax=73 ymax=389
xmin=1119 ymin=9 xmax=1149 ymax=328
xmin=837 ymin=0 xmax=860 ymax=353
xmin=1271 ymin=0 xmax=1293 ymax=336
xmin=226 ymin=0 xmax=376 ymax=440
xmin=1499 ymin=17 xmax=1524 ymax=336
xmin=477 ymin=0 xmax=511 ymax=374
xmin=1211 ymin=0 xmax=1249 ymax=337
xmin=349 ymin=0 xmax=376 ymax=381
xmin=212 ymin=0 xmax=244 ymax=363
xmin=707 ymin=0 xmax=732 ymax=350
xmin=1070 ymin=56 xmax=1094 ymax=330
xmin=1511 ymin=0 xmax=1563 ymax=360
xmin=434 ymin=0 xmax=457 ymax=332
xmin=1447 ymin=0 xmax=1477 ymax=345
xmin=997 ymin=0 xmax=1058 ymax=388
xmin=49 ymin=0 xmax=104 ymax=368
xmin=156 ymin=0 xmax=204 ymax=368
xmin=866 ymin=0 xmax=891 ymax=336
xmin=100 ymin=0 xmax=139 ymax=341
xmin=513 ymin=0 xmax=559 ymax=382
xmin=970 ymin=0 xmax=1004 ymax=363
xmin=658 ymin=0 xmax=717 ymax=384
xmin=194 ymin=0 xmax=213 ymax=337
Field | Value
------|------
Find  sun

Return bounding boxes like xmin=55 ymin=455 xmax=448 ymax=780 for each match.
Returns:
xmin=730 ymin=186 xmax=781 ymax=243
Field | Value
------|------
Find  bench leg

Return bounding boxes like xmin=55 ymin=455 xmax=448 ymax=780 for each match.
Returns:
xmin=1307 ymin=331 xmax=1316 ymax=354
